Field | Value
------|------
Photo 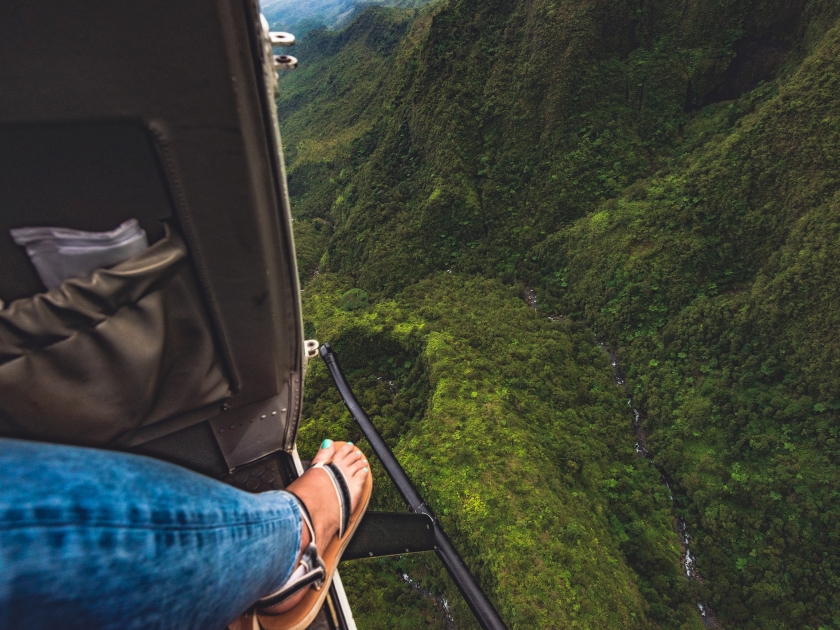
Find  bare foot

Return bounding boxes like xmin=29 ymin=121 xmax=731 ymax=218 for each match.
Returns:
xmin=262 ymin=440 xmax=369 ymax=613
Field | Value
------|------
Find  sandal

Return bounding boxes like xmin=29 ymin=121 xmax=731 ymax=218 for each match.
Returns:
xmin=255 ymin=442 xmax=373 ymax=630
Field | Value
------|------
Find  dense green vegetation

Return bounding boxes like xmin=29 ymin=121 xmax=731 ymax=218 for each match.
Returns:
xmin=297 ymin=275 xmax=698 ymax=628
xmin=540 ymin=24 xmax=840 ymax=628
xmin=279 ymin=0 xmax=840 ymax=627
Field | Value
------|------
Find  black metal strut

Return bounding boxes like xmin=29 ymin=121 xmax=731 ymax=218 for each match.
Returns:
xmin=320 ymin=343 xmax=509 ymax=630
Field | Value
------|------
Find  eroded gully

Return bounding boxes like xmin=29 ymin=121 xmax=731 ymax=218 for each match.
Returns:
xmin=531 ymin=287 xmax=720 ymax=627
xmin=599 ymin=341 xmax=722 ymax=629
xmin=401 ymin=572 xmax=456 ymax=629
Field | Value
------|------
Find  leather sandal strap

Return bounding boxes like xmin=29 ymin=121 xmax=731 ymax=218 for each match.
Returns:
xmin=256 ymin=543 xmax=327 ymax=613
xmin=310 ymin=461 xmax=351 ymax=538
xmin=254 ymin=494 xmax=327 ymax=613
xmin=290 ymin=493 xmax=317 ymax=546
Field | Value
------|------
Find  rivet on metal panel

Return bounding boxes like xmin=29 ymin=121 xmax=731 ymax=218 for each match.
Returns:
xmin=210 ymin=395 xmax=288 ymax=469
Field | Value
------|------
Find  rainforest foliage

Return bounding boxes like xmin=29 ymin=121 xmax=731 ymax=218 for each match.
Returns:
xmin=278 ymin=0 xmax=840 ymax=628
xmin=298 ymin=275 xmax=698 ymax=628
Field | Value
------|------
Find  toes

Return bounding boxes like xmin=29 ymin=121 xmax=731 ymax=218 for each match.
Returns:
xmin=345 ymin=459 xmax=369 ymax=511
xmin=347 ymin=458 xmax=368 ymax=477
xmin=336 ymin=442 xmax=355 ymax=456
xmin=334 ymin=443 xmax=363 ymax=466
xmin=311 ymin=439 xmax=336 ymax=465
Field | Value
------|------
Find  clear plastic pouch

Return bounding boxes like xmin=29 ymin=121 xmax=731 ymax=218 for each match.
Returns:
xmin=10 ymin=219 xmax=149 ymax=290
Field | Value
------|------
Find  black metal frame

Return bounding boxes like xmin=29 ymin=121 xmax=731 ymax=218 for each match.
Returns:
xmin=320 ymin=344 xmax=508 ymax=630
xmin=343 ymin=512 xmax=436 ymax=560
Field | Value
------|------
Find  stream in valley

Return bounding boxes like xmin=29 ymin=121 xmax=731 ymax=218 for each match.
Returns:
xmin=599 ymin=341 xmax=722 ymax=629
xmin=398 ymin=292 xmax=723 ymax=628
xmin=401 ymin=572 xmax=456 ymax=629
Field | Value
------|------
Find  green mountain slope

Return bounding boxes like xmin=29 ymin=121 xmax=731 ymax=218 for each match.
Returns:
xmin=278 ymin=1 xmax=840 ymax=628
xmin=540 ymin=18 xmax=840 ymax=628
xmin=297 ymin=274 xmax=698 ymax=629
xmin=262 ymin=0 xmax=433 ymax=36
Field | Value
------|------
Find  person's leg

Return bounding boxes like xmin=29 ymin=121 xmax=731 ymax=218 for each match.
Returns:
xmin=0 ymin=438 xmax=302 ymax=630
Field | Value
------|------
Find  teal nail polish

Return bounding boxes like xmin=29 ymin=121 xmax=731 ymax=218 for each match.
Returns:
xmin=321 ymin=439 xmax=333 ymax=449
xmin=347 ymin=441 xmax=353 ymax=446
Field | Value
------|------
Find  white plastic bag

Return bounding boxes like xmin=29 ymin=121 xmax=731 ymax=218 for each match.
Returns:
xmin=10 ymin=219 xmax=149 ymax=290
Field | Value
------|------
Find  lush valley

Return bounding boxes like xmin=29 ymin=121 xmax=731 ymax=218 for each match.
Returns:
xmin=278 ymin=1 xmax=840 ymax=628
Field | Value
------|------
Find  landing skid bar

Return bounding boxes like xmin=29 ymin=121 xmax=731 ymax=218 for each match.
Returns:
xmin=343 ymin=512 xmax=436 ymax=560
xmin=320 ymin=344 xmax=508 ymax=630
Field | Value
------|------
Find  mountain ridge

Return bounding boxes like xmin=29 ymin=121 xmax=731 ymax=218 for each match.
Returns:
xmin=262 ymin=0 xmax=433 ymax=36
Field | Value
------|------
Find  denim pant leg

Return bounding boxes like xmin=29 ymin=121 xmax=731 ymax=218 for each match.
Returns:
xmin=0 ymin=438 xmax=302 ymax=630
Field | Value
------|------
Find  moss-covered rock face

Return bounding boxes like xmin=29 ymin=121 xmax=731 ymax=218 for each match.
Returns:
xmin=279 ymin=0 xmax=840 ymax=628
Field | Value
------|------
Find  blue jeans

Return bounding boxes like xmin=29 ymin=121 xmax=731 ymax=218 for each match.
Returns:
xmin=0 ymin=438 xmax=302 ymax=630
